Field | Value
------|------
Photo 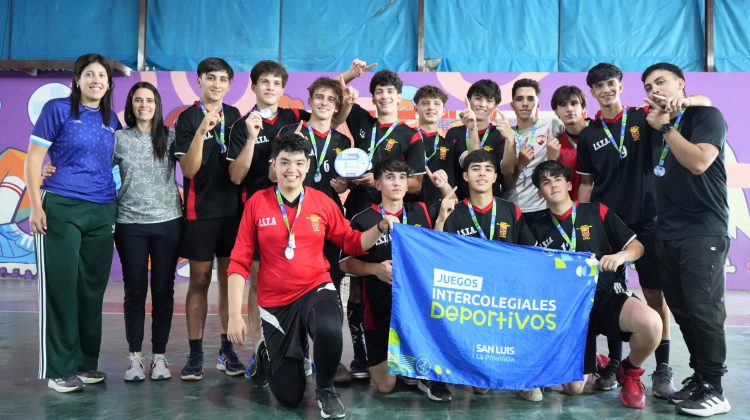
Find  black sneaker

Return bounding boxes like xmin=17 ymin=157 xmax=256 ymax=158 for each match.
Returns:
xmin=248 ymin=341 xmax=269 ymax=388
xmin=75 ymin=370 xmax=107 ymax=384
xmin=594 ymin=356 xmax=619 ymax=391
xmin=316 ymin=386 xmax=345 ymax=418
xmin=418 ymin=380 xmax=452 ymax=402
xmin=333 ymin=363 xmax=352 ymax=384
xmin=180 ymin=354 xmax=204 ymax=381
xmin=675 ymin=382 xmax=731 ymax=417
xmin=349 ymin=358 xmax=369 ymax=379
xmin=669 ymin=373 xmax=703 ymax=404
xmin=216 ymin=349 xmax=245 ymax=376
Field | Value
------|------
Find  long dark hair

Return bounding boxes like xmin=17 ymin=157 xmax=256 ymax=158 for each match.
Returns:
xmin=69 ymin=53 xmax=115 ymax=125
xmin=124 ymin=81 xmax=169 ymax=161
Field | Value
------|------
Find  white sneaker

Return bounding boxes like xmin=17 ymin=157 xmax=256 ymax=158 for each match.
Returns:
xmin=47 ymin=375 xmax=84 ymax=393
xmin=151 ymin=354 xmax=172 ymax=380
xmin=517 ymin=388 xmax=543 ymax=401
xmin=124 ymin=354 xmax=145 ymax=382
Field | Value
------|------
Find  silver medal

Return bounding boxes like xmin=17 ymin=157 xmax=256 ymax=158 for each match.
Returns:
xmin=314 ymin=171 xmax=322 ymax=183
xmin=285 ymin=247 xmax=294 ymax=260
xmin=653 ymin=166 xmax=666 ymax=177
xmin=259 ymin=108 xmax=272 ymax=119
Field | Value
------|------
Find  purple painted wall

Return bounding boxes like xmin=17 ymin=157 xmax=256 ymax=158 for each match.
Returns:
xmin=0 ymin=70 xmax=747 ymax=289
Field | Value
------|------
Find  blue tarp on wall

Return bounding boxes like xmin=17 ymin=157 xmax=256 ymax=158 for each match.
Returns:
xmin=146 ymin=0 xmax=281 ymax=71
xmin=281 ymin=0 xmax=418 ymax=72
xmin=559 ymin=0 xmax=705 ymax=72
xmin=424 ymin=0 xmax=559 ymax=72
xmin=714 ymin=0 xmax=750 ymax=71
xmin=2 ymin=0 xmax=749 ymax=72
xmin=1 ymin=0 xmax=139 ymax=67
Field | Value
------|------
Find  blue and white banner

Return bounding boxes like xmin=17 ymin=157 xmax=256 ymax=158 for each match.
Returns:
xmin=388 ymin=224 xmax=598 ymax=390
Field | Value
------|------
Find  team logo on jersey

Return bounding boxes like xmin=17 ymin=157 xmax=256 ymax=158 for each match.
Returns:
xmin=257 ymin=217 xmax=277 ymax=228
xmin=536 ymin=134 xmax=545 ymax=146
xmin=439 ymin=146 xmax=449 ymax=160
xmin=385 ymin=138 xmax=398 ymax=151
xmin=307 ymin=214 xmax=321 ymax=232
xmin=630 ymin=126 xmax=641 ymax=141
xmin=359 ymin=129 xmax=367 ymax=139
xmin=497 ymin=221 xmax=510 ymax=238
xmin=483 ymin=145 xmax=493 ymax=152
xmin=577 ymin=224 xmax=593 ymax=240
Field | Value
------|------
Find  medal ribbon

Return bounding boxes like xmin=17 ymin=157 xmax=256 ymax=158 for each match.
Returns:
xmin=601 ymin=107 xmax=628 ymax=159
xmin=308 ymin=128 xmax=332 ymax=180
xmin=419 ymin=128 xmax=441 ymax=165
xmin=655 ymin=108 xmax=685 ymax=171
xmin=275 ymin=186 xmax=305 ymax=249
xmin=467 ymin=199 xmax=496 ymax=240
xmin=198 ymin=101 xmax=225 ymax=153
xmin=379 ymin=204 xmax=407 ymax=225
xmin=514 ymin=120 xmax=538 ymax=152
xmin=465 ymin=125 xmax=491 ymax=149
xmin=369 ymin=120 xmax=400 ymax=160
xmin=550 ymin=204 xmax=577 ymax=251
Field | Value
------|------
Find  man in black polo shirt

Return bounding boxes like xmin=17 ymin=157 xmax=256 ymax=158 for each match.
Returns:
xmin=226 ymin=60 xmax=310 ymax=386
xmin=529 ymin=160 xmax=661 ymax=409
xmin=642 ymin=62 xmax=731 ymax=417
xmin=577 ymin=63 xmax=710 ymax=396
xmin=174 ymin=57 xmax=244 ymax=380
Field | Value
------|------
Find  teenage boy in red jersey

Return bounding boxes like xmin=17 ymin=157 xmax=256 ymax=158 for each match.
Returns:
xmin=227 ymin=133 xmax=397 ymax=418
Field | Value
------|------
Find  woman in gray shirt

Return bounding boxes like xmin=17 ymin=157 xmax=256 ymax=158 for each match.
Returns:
xmin=114 ymin=82 xmax=183 ymax=382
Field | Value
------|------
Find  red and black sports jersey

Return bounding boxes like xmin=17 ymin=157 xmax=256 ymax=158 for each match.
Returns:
xmin=276 ymin=122 xmax=351 ymax=212
xmin=344 ymin=104 xmax=425 ymax=217
xmin=576 ymin=107 xmax=657 ymax=224
xmin=340 ymin=202 xmax=434 ymax=266
xmin=651 ymin=106 xmax=728 ymax=240
xmin=174 ymin=103 xmax=242 ymax=221
xmin=227 ymin=107 xmax=311 ymax=202
xmin=443 ymin=198 xmax=535 ymax=245
xmin=446 ymin=124 xmax=506 ymax=201
xmin=227 ymin=186 xmax=364 ymax=307
xmin=420 ymin=129 xmax=458 ymax=205
xmin=558 ymin=130 xmax=582 ymax=200
xmin=528 ymin=202 xmax=636 ymax=293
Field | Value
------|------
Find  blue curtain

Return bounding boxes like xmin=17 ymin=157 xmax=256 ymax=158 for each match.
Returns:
xmin=559 ymin=0 xmax=705 ymax=72
xmin=425 ymin=0 xmax=559 ymax=72
xmin=3 ymin=0 xmax=139 ymax=67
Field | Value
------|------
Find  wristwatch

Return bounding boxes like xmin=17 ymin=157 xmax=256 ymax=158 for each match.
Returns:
xmin=659 ymin=123 xmax=673 ymax=134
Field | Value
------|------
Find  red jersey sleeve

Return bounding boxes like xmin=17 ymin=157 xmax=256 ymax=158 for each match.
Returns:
xmin=324 ymin=197 xmax=365 ymax=256
xmin=227 ymin=196 xmax=258 ymax=279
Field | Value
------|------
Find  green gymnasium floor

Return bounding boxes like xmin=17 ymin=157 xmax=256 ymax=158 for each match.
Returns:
xmin=0 ymin=278 xmax=748 ymax=419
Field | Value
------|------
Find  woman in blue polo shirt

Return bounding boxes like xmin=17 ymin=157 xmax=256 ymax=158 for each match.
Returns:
xmin=25 ymin=53 xmax=121 ymax=393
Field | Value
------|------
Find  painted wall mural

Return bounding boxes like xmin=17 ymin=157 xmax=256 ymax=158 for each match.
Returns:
xmin=0 ymin=70 xmax=747 ymax=290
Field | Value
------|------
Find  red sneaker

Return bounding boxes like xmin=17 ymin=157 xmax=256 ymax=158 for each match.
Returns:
xmin=618 ymin=364 xmax=646 ymax=409
xmin=595 ymin=354 xmax=610 ymax=373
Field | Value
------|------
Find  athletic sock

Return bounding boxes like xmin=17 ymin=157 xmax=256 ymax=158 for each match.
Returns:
xmin=621 ymin=356 xmax=637 ymax=371
xmin=654 ymin=339 xmax=670 ymax=366
xmin=189 ymin=339 xmax=203 ymax=358
xmin=348 ymin=302 xmax=367 ymax=362
xmin=220 ymin=334 xmax=233 ymax=353
xmin=607 ymin=338 xmax=623 ymax=362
